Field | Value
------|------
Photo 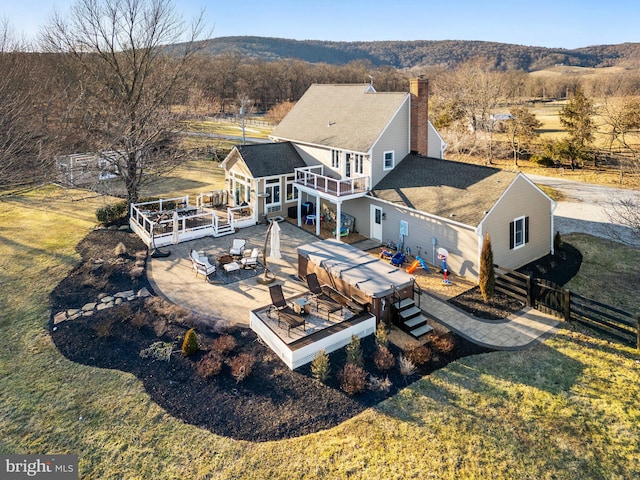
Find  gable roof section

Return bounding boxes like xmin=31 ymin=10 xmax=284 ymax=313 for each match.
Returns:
xmin=370 ymin=155 xmax=518 ymax=227
xmin=271 ymin=84 xmax=408 ymax=152
xmin=227 ymin=142 xmax=306 ymax=179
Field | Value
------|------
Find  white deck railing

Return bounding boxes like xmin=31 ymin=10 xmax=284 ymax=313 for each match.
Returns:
xmin=294 ymin=166 xmax=369 ymax=197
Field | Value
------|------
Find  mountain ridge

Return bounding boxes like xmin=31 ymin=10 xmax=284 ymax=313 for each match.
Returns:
xmin=184 ymin=36 xmax=640 ymax=71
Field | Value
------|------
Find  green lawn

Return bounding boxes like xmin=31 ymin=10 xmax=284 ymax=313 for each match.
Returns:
xmin=0 ymin=183 xmax=638 ymax=478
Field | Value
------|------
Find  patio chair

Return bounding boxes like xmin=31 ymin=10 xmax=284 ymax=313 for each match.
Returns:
xmin=268 ymin=284 xmax=305 ymax=336
xmin=229 ymin=238 xmax=246 ymax=257
xmin=306 ymin=273 xmax=343 ymax=319
xmin=190 ymin=250 xmax=216 ymax=281
xmin=240 ymin=248 xmax=260 ymax=269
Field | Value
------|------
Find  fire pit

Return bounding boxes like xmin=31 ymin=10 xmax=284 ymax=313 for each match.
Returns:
xmin=217 ymin=254 xmax=234 ymax=266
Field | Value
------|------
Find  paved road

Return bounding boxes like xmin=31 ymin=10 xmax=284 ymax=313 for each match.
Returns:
xmin=527 ymin=174 xmax=639 ymax=247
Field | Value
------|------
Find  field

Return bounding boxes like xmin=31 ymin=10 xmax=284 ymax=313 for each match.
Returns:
xmin=0 ymin=161 xmax=638 ymax=479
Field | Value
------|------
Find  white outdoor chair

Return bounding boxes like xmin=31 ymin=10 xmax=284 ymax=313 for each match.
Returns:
xmin=190 ymin=250 xmax=216 ymax=280
xmin=240 ymin=248 xmax=260 ymax=269
xmin=229 ymin=238 xmax=246 ymax=257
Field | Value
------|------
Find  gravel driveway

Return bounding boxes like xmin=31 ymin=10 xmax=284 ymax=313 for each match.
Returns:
xmin=527 ymin=174 xmax=640 ymax=248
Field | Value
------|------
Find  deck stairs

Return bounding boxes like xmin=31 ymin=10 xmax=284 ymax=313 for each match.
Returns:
xmin=393 ymin=297 xmax=433 ymax=339
xmin=213 ymin=219 xmax=234 ymax=238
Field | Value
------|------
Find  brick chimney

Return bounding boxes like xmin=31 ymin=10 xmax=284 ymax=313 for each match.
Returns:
xmin=410 ymin=77 xmax=429 ymax=157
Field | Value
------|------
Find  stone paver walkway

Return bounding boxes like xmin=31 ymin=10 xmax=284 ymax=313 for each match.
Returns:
xmin=421 ymin=293 xmax=560 ymax=350
xmin=147 ymin=221 xmax=560 ymax=349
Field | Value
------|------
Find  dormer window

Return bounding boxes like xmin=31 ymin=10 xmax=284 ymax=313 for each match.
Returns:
xmin=383 ymin=151 xmax=394 ymax=170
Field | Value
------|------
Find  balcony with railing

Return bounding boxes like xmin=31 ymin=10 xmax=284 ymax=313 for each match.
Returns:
xmin=294 ymin=166 xmax=370 ymax=199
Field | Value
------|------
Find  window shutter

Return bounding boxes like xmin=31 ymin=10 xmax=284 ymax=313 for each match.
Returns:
xmin=509 ymin=221 xmax=514 ymax=249
xmin=525 ymin=216 xmax=530 ymax=244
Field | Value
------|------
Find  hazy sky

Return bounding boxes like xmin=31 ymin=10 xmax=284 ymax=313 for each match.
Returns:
xmin=5 ymin=0 xmax=639 ymax=49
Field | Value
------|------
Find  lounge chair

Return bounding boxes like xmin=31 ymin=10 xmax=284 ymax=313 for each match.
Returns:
xmin=229 ymin=238 xmax=246 ymax=257
xmin=268 ymin=284 xmax=305 ymax=336
xmin=240 ymin=248 xmax=260 ymax=269
xmin=306 ymin=273 xmax=343 ymax=319
xmin=190 ymin=250 xmax=216 ymax=281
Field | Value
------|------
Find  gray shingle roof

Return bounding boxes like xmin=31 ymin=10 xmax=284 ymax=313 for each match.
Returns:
xmin=271 ymin=84 xmax=408 ymax=152
xmin=370 ymin=155 xmax=518 ymax=226
xmin=234 ymin=142 xmax=306 ymax=178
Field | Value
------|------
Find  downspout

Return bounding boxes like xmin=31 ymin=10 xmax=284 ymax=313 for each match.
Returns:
xmin=550 ymin=200 xmax=558 ymax=255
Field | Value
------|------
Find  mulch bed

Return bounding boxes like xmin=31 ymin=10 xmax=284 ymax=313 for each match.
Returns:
xmin=48 ymin=227 xmax=579 ymax=442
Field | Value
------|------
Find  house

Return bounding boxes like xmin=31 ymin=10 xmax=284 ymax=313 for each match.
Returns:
xmin=221 ymin=78 xmax=555 ymax=281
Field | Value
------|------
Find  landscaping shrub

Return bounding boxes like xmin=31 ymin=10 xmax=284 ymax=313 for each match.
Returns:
xmin=311 ymin=349 xmax=330 ymax=383
xmin=374 ymin=322 xmax=388 ymax=347
xmin=181 ymin=328 xmax=199 ymax=357
xmin=95 ymin=200 xmax=128 ymax=224
xmin=531 ymin=154 xmax=556 ymax=167
xmin=406 ymin=344 xmax=433 ymax=366
xmin=196 ymin=351 xmax=224 ymax=378
xmin=554 ymin=231 xmax=563 ymax=252
xmin=398 ymin=355 xmax=417 ymax=377
xmin=230 ymin=353 xmax=256 ymax=383
xmin=129 ymin=266 xmax=144 ymax=279
xmin=367 ymin=374 xmax=392 ymax=393
xmin=211 ymin=335 xmax=237 ymax=356
xmin=130 ymin=311 xmax=148 ymax=328
xmin=139 ymin=341 xmax=174 ymax=362
xmin=340 ymin=363 xmax=367 ymax=395
xmin=93 ymin=317 xmax=116 ymax=338
xmin=479 ymin=233 xmax=495 ymax=303
xmin=145 ymin=297 xmax=189 ymax=323
xmin=431 ymin=332 xmax=456 ymax=354
xmin=373 ymin=345 xmax=395 ymax=372
xmin=114 ymin=242 xmax=128 ymax=257
xmin=345 ymin=335 xmax=363 ymax=367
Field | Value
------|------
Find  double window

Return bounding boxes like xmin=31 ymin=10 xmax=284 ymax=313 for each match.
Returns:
xmin=510 ymin=216 xmax=529 ymax=249
xmin=354 ymin=154 xmax=364 ymax=175
xmin=383 ymin=151 xmax=394 ymax=170
xmin=265 ymin=178 xmax=281 ymax=213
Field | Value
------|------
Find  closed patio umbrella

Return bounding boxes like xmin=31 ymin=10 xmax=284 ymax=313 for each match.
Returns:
xmin=269 ymin=219 xmax=282 ymax=260
xmin=171 ymin=211 xmax=179 ymax=245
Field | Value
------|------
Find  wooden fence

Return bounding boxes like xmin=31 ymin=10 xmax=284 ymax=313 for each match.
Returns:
xmin=495 ymin=265 xmax=639 ymax=348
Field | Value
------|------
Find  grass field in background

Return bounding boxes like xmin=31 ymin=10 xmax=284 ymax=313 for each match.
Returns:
xmin=0 ymin=166 xmax=638 ymax=478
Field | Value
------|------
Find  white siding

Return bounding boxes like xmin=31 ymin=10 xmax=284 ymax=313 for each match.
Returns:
xmin=370 ymin=101 xmax=410 ymax=185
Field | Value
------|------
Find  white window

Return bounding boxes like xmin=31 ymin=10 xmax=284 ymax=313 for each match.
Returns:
xmin=265 ymin=178 xmax=281 ymax=213
xmin=354 ymin=154 xmax=364 ymax=174
xmin=331 ymin=149 xmax=341 ymax=169
xmin=510 ymin=216 xmax=529 ymax=249
xmin=383 ymin=151 xmax=394 ymax=170
xmin=285 ymin=175 xmax=298 ymax=201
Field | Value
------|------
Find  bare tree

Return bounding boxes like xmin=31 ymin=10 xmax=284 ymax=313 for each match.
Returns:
xmin=41 ymin=0 xmax=207 ymax=206
xmin=506 ymin=106 xmax=542 ymax=167
xmin=0 ymin=21 xmax=48 ymax=187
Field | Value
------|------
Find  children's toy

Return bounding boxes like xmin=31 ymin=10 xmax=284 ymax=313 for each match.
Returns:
xmin=390 ymin=252 xmax=406 ymax=267
xmin=406 ymin=255 xmax=430 ymax=274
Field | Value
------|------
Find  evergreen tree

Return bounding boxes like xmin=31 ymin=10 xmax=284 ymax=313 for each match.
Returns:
xmin=560 ymin=87 xmax=595 ymax=166
xmin=181 ymin=328 xmax=199 ymax=357
xmin=479 ymin=233 xmax=495 ymax=303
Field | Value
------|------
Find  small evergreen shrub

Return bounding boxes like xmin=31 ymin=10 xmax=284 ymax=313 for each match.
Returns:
xmin=340 ymin=363 xmax=367 ymax=395
xmin=196 ymin=351 xmax=224 ymax=378
xmin=211 ymin=335 xmax=237 ymax=356
xmin=374 ymin=322 xmax=388 ymax=347
xmin=406 ymin=344 xmax=433 ymax=366
xmin=374 ymin=345 xmax=395 ymax=372
xmin=531 ymin=154 xmax=556 ymax=167
xmin=431 ymin=332 xmax=456 ymax=354
xmin=181 ymin=328 xmax=199 ymax=357
xmin=479 ymin=233 xmax=495 ymax=303
xmin=95 ymin=200 xmax=128 ymax=224
xmin=230 ymin=353 xmax=256 ymax=383
xmin=345 ymin=335 xmax=363 ymax=367
xmin=114 ymin=242 xmax=128 ymax=257
xmin=311 ymin=349 xmax=330 ymax=383
xmin=554 ymin=231 xmax=562 ymax=252
xmin=398 ymin=355 xmax=417 ymax=377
